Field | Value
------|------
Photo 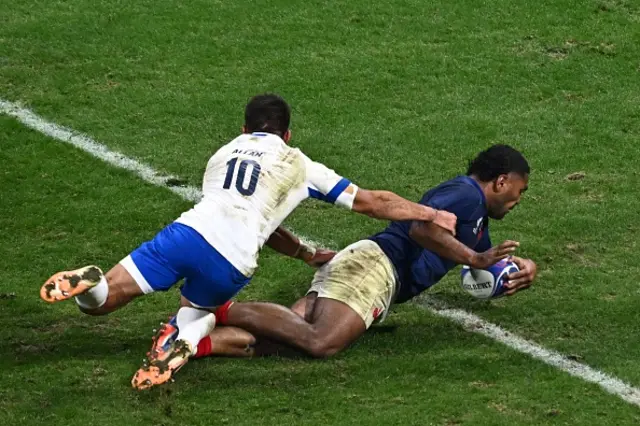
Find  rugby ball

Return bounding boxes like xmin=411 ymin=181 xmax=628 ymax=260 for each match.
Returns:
xmin=460 ymin=259 xmax=519 ymax=299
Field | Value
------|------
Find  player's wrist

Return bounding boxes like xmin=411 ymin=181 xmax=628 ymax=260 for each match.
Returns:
xmin=418 ymin=206 xmax=436 ymax=222
xmin=427 ymin=208 xmax=438 ymax=222
xmin=469 ymin=251 xmax=484 ymax=269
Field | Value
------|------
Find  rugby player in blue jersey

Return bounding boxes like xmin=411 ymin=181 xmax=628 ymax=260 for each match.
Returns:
xmin=150 ymin=144 xmax=537 ymax=365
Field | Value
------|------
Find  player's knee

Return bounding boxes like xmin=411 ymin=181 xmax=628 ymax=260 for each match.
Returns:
xmin=290 ymin=302 xmax=306 ymax=318
xmin=307 ymin=338 xmax=341 ymax=359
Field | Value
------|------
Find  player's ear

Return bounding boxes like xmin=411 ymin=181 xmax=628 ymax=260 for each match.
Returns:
xmin=494 ymin=174 xmax=508 ymax=192
xmin=242 ymin=125 xmax=248 ymax=134
xmin=283 ymin=129 xmax=292 ymax=143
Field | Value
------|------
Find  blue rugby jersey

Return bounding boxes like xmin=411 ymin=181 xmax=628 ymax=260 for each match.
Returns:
xmin=369 ymin=176 xmax=491 ymax=303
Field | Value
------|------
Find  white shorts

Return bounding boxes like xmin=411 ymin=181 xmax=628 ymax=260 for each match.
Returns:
xmin=307 ymin=239 xmax=398 ymax=329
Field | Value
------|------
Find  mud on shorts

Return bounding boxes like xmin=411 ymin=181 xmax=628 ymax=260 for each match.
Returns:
xmin=307 ymin=239 xmax=398 ymax=329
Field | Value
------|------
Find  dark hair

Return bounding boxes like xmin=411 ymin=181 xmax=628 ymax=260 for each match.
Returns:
xmin=244 ymin=94 xmax=291 ymax=137
xmin=466 ymin=144 xmax=530 ymax=181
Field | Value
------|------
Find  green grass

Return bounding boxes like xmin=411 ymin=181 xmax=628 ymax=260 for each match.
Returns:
xmin=2 ymin=0 xmax=640 ymax=424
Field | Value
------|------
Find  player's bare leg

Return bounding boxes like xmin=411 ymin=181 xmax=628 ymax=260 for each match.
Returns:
xmin=194 ymin=326 xmax=258 ymax=358
xmin=249 ymin=295 xmax=318 ymax=357
xmin=200 ymin=297 xmax=312 ymax=358
xmin=198 ymin=326 xmax=309 ymax=358
xmin=149 ymin=296 xmax=310 ymax=364
xmin=223 ymin=294 xmax=366 ymax=358
xmin=40 ymin=264 xmax=144 ymax=315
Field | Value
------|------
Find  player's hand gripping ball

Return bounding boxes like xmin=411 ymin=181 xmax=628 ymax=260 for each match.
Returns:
xmin=460 ymin=259 xmax=519 ymax=299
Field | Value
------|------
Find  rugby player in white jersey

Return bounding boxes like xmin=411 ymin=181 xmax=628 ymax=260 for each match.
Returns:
xmin=39 ymin=94 xmax=457 ymax=389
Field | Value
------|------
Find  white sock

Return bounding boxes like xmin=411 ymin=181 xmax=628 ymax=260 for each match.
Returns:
xmin=176 ymin=306 xmax=208 ymax=328
xmin=176 ymin=307 xmax=216 ymax=354
xmin=75 ymin=275 xmax=108 ymax=309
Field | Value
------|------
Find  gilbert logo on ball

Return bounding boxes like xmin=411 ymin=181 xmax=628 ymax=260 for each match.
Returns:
xmin=460 ymin=259 xmax=519 ymax=299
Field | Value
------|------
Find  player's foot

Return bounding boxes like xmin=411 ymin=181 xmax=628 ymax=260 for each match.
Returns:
xmin=131 ymin=339 xmax=194 ymax=390
xmin=147 ymin=316 xmax=179 ymax=362
xmin=40 ymin=265 xmax=104 ymax=303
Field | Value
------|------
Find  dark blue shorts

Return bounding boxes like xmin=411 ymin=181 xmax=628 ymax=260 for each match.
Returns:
xmin=120 ymin=222 xmax=250 ymax=308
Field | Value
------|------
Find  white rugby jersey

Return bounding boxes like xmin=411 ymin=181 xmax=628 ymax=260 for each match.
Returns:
xmin=175 ymin=132 xmax=358 ymax=277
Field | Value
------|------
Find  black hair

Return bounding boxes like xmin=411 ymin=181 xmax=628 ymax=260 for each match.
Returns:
xmin=466 ymin=144 xmax=530 ymax=182
xmin=244 ymin=94 xmax=291 ymax=138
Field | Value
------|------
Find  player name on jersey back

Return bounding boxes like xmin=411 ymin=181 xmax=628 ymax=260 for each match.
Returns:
xmin=231 ymin=148 xmax=265 ymax=158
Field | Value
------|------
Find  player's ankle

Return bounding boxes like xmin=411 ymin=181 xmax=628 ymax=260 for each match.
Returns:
xmin=75 ymin=274 xmax=109 ymax=310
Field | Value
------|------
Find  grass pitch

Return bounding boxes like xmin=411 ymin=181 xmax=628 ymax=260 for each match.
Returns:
xmin=2 ymin=0 xmax=640 ymax=424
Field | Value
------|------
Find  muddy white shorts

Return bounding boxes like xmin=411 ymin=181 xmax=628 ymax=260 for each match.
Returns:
xmin=307 ymin=239 xmax=398 ymax=328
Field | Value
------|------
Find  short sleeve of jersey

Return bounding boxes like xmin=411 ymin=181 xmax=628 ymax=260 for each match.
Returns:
xmin=420 ymin=181 xmax=487 ymax=249
xmin=301 ymin=152 xmax=358 ymax=209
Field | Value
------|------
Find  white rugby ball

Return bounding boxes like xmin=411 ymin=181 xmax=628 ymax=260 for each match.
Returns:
xmin=460 ymin=259 xmax=519 ymax=299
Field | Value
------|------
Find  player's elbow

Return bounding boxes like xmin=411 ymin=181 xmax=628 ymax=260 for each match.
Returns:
xmin=352 ymin=189 xmax=376 ymax=217
xmin=352 ymin=190 xmax=387 ymax=218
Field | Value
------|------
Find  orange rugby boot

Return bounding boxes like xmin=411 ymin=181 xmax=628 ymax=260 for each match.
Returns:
xmin=40 ymin=265 xmax=104 ymax=303
xmin=131 ymin=339 xmax=193 ymax=390
xmin=146 ymin=317 xmax=179 ymax=362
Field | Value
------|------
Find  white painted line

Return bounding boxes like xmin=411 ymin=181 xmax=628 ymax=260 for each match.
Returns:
xmin=418 ymin=296 xmax=640 ymax=407
xmin=2 ymin=97 xmax=639 ymax=408
xmin=0 ymin=99 xmax=203 ymax=203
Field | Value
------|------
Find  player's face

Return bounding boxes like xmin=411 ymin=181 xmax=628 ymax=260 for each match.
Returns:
xmin=488 ymin=173 xmax=529 ymax=220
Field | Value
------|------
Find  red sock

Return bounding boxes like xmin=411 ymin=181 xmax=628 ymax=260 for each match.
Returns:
xmin=215 ymin=301 xmax=234 ymax=325
xmin=194 ymin=335 xmax=213 ymax=358
xmin=193 ymin=301 xmax=233 ymax=358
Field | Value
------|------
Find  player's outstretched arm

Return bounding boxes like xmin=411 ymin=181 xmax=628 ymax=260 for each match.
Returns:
xmin=265 ymin=227 xmax=335 ymax=267
xmin=409 ymin=221 xmax=519 ymax=268
xmin=352 ymin=189 xmax=457 ymax=233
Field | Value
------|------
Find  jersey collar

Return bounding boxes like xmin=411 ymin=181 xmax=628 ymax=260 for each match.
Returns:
xmin=249 ymin=132 xmax=285 ymax=144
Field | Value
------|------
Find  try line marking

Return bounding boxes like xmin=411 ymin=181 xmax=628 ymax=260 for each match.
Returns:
xmin=2 ymin=98 xmax=640 ymax=408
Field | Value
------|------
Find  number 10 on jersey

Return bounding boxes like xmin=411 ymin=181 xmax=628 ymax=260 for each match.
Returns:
xmin=223 ymin=158 xmax=262 ymax=196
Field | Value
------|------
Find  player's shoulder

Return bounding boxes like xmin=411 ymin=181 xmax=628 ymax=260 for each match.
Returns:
xmin=420 ymin=175 xmax=486 ymax=218
xmin=212 ymin=134 xmax=250 ymax=156
xmin=289 ymin=147 xmax=324 ymax=173
xmin=425 ymin=175 xmax=482 ymax=199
